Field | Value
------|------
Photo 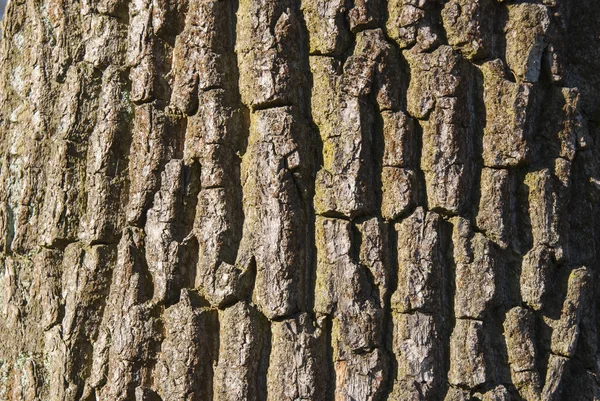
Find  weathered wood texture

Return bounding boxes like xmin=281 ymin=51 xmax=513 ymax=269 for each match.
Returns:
xmin=0 ymin=0 xmax=599 ymax=400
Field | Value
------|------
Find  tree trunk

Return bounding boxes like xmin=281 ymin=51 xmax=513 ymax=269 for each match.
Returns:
xmin=0 ymin=0 xmax=599 ymax=399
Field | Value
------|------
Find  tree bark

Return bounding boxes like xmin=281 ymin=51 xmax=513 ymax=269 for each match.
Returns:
xmin=0 ymin=0 xmax=599 ymax=400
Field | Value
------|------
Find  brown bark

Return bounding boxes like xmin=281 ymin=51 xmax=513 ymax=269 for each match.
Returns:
xmin=0 ymin=0 xmax=599 ymax=400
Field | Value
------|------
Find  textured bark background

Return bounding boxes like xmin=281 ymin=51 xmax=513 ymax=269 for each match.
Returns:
xmin=0 ymin=0 xmax=599 ymax=399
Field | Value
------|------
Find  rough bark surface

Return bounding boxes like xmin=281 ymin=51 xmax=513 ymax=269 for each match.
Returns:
xmin=0 ymin=0 xmax=599 ymax=400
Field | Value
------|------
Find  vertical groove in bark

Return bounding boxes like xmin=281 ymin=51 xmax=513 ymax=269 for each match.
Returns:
xmin=0 ymin=0 xmax=599 ymax=400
